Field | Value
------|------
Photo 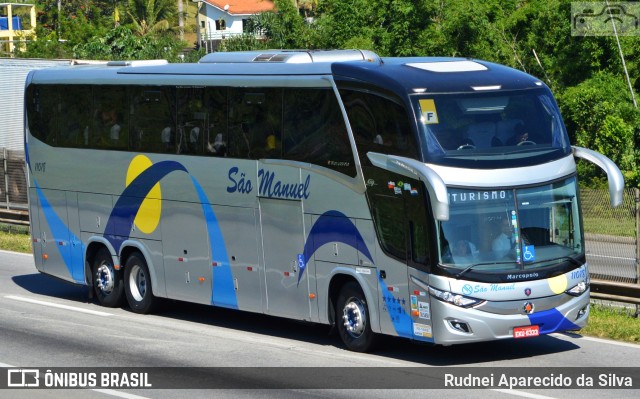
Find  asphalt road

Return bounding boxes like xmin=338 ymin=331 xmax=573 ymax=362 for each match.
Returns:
xmin=586 ymin=238 xmax=637 ymax=281
xmin=0 ymin=250 xmax=638 ymax=399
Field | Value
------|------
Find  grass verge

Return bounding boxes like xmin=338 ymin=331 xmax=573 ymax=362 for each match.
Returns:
xmin=0 ymin=224 xmax=32 ymax=253
xmin=580 ymin=303 xmax=640 ymax=343
xmin=0 ymin=228 xmax=637 ymax=344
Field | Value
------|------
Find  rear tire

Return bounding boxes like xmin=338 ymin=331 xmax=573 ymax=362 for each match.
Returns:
xmin=336 ymin=282 xmax=377 ymax=352
xmin=93 ymin=248 xmax=124 ymax=307
xmin=124 ymin=253 xmax=156 ymax=314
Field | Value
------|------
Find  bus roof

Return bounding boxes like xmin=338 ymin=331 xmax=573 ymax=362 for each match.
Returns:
xmin=27 ymin=50 xmax=545 ymax=95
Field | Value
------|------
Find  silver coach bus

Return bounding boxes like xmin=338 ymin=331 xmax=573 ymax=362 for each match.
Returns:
xmin=24 ymin=50 xmax=624 ymax=351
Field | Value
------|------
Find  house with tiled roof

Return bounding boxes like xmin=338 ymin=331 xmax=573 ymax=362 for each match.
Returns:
xmin=196 ymin=0 xmax=275 ymax=44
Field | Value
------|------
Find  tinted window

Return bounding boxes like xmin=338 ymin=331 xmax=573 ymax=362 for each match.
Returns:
xmin=176 ymin=87 xmax=228 ymax=156
xmin=371 ymin=194 xmax=406 ymax=261
xmin=227 ymin=88 xmax=282 ymax=159
xmin=26 ymin=84 xmax=58 ymax=145
xmin=86 ymin=86 xmax=129 ymax=150
xmin=130 ymin=86 xmax=175 ymax=153
xmin=283 ymin=88 xmax=356 ymax=177
xmin=341 ymin=90 xmax=418 ymax=166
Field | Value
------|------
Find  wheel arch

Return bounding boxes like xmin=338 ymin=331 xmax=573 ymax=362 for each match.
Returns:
xmin=84 ymin=237 xmax=118 ymax=286
xmin=119 ymin=240 xmax=164 ymax=298
xmin=327 ymin=269 xmax=381 ymax=334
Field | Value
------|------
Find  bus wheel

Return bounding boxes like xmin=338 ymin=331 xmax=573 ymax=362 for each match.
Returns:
xmin=336 ymin=282 xmax=377 ymax=352
xmin=124 ymin=253 xmax=156 ymax=314
xmin=93 ymin=248 xmax=124 ymax=307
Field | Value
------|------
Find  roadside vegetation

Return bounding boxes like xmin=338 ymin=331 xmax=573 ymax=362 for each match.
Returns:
xmin=581 ymin=303 xmax=640 ymax=344
xmin=0 ymin=224 xmax=31 ymax=254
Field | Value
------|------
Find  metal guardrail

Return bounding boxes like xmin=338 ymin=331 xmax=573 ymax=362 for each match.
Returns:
xmin=591 ymin=280 xmax=640 ymax=305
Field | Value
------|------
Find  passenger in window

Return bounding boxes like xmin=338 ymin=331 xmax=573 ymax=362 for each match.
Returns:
xmin=492 ymin=218 xmax=514 ymax=258
xmin=207 ymin=133 xmax=227 ymax=156
xmin=92 ymin=106 xmax=120 ymax=147
xmin=451 ymin=239 xmax=478 ymax=264
xmin=507 ymin=123 xmax=529 ymax=145
xmin=161 ymin=126 xmax=173 ymax=152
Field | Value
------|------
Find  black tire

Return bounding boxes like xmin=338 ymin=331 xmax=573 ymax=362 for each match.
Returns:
xmin=124 ymin=253 xmax=156 ymax=314
xmin=92 ymin=247 xmax=124 ymax=307
xmin=335 ymin=281 xmax=377 ymax=352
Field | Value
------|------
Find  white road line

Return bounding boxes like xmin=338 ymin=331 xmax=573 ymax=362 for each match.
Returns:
xmin=92 ymin=389 xmax=152 ymax=399
xmin=5 ymin=295 xmax=112 ymax=317
xmin=491 ymin=389 xmax=560 ymax=399
xmin=0 ymin=362 xmax=151 ymax=399
xmin=587 ymin=254 xmax=635 ymax=261
xmin=557 ymin=333 xmax=640 ymax=349
xmin=0 ymin=249 xmax=33 ymax=257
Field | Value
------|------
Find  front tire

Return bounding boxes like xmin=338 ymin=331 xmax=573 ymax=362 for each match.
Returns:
xmin=93 ymin=248 xmax=124 ymax=307
xmin=336 ymin=282 xmax=377 ymax=352
xmin=124 ymin=253 xmax=156 ymax=314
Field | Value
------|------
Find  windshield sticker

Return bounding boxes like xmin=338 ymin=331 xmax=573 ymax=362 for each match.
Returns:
xmin=419 ymin=99 xmax=439 ymax=124
xmin=523 ymin=245 xmax=536 ymax=262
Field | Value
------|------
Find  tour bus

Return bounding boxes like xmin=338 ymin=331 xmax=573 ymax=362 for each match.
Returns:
xmin=24 ymin=50 xmax=624 ymax=351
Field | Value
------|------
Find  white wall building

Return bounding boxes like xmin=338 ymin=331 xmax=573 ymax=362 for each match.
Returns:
xmin=198 ymin=0 xmax=275 ymax=41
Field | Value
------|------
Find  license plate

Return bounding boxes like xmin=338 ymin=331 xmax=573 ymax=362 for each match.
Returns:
xmin=513 ymin=325 xmax=540 ymax=338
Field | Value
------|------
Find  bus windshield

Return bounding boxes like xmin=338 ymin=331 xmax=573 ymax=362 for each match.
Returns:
xmin=438 ymin=177 xmax=583 ymax=277
xmin=414 ymin=88 xmax=572 ymax=168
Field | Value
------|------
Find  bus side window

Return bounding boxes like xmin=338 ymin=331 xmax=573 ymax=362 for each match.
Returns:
xmin=371 ymin=194 xmax=407 ymax=261
xmin=89 ymin=85 xmax=129 ymax=150
xmin=204 ymin=87 xmax=228 ymax=156
xmin=283 ymin=88 xmax=356 ymax=177
xmin=26 ymin=85 xmax=58 ymax=145
xmin=55 ymin=85 xmax=90 ymax=148
xmin=227 ymin=89 xmax=282 ymax=160
xmin=130 ymin=87 xmax=174 ymax=153
xmin=341 ymin=90 xmax=418 ymax=165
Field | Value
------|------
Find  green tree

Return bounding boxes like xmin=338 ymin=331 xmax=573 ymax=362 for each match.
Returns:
xmin=127 ymin=0 xmax=176 ymax=36
xmin=559 ymin=72 xmax=639 ymax=187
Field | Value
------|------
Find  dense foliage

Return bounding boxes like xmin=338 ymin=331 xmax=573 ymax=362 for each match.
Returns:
xmin=13 ymin=0 xmax=640 ymax=186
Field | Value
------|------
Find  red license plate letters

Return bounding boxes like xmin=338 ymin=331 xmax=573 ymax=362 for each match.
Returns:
xmin=513 ymin=325 xmax=540 ymax=338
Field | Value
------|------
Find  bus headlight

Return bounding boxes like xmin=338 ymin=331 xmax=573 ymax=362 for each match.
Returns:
xmin=428 ymin=286 xmax=484 ymax=308
xmin=565 ymin=281 xmax=588 ymax=296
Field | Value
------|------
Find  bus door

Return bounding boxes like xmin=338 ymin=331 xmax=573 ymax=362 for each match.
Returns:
xmin=367 ymin=171 xmax=435 ymax=342
xmin=259 ymin=188 xmax=310 ymax=320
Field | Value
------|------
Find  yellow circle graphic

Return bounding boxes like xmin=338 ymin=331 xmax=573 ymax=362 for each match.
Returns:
xmin=126 ymin=155 xmax=162 ymax=235
xmin=548 ymin=274 xmax=568 ymax=295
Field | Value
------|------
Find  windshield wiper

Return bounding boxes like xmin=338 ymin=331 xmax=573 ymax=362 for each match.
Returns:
xmin=454 ymin=261 xmax=514 ymax=279
xmin=545 ymin=256 xmax=583 ymax=266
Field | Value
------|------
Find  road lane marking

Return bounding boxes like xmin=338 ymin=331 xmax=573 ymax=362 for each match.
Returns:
xmin=587 ymin=254 xmax=635 ymax=261
xmin=93 ymin=389 xmax=152 ymax=399
xmin=5 ymin=295 xmax=112 ymax=317
xmin=492 ymin=389 xmax=560 ymax=399
xmin=553 ymin=333 xmax=640 ymax=349
xmin=0 ymin=249 xmax=33 ymax=257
